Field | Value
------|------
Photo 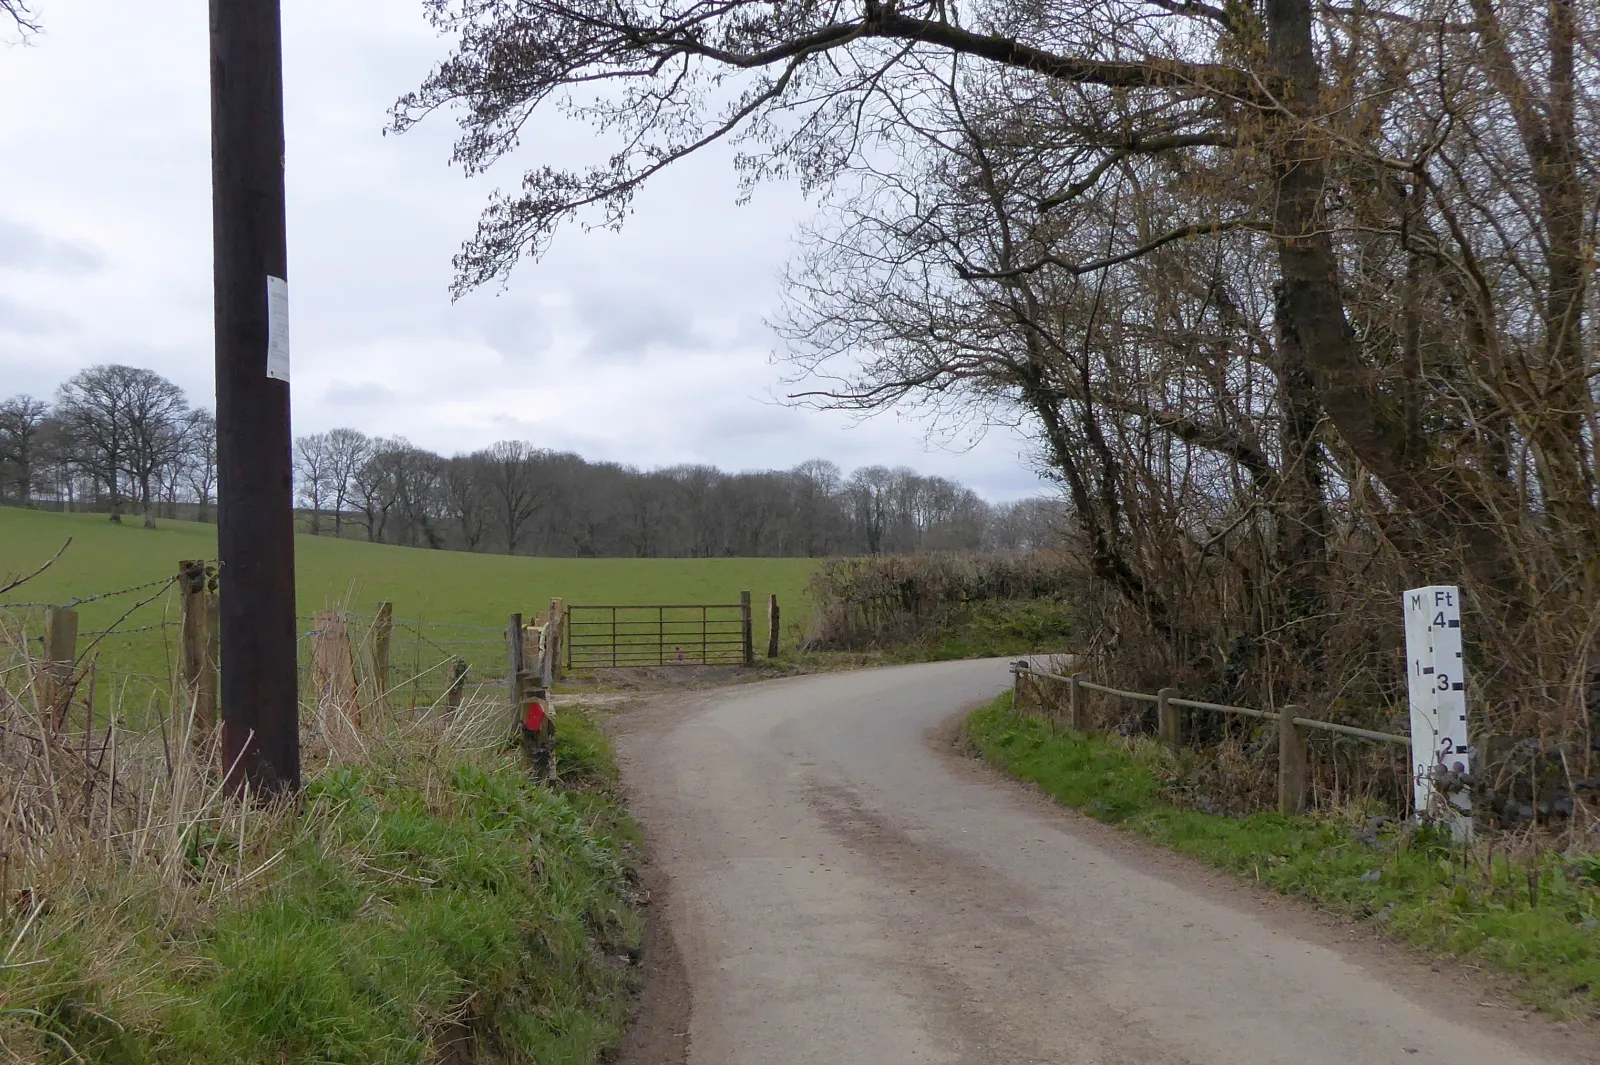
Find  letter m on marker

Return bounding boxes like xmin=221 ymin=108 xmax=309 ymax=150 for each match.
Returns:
xmin=1410 ymin=593 xmax=1424 ymax=610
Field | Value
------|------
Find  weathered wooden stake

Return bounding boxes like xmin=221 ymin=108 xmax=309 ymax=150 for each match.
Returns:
xmin=506 ymin=613 xmax=524 ymax=725
xmin=1069 ymin=672 xmax=1085 ymax=731
xmin=548 ymin=597 xmax=564 ymax=681
xmin=1157 ymin=687 xmax=1181 ymax=748
xmin=445 ymin=657 xmax=469 ymax=711
xmin=311 ymin=610 xmax=359 ymax=731
xmin=509 ymin=612 xmax=554 ymax=776
xmin=179 ymin=560 xmax=214 ymax=733
xmin=740 ymin=590 xmax=754 ymax=667
xmin=42 ymin=605 xmax=78 ymax=732
xmin=767 ymin=594 xmax=780 ymax=659
xmin=1278 ymin=704 xmax=1308 ymax=815
xmin=370 ymin=601 xmax=392 ymax=719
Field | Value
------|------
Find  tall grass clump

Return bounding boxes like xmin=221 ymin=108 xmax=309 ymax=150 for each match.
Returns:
xmin=0 ymin=606 xmax=641 ymax=1064
xmin=803 ymin=551 xmax=1079 ymax=654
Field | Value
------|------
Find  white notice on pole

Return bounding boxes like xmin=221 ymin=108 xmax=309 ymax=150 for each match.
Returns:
xmin=266 ymin=275 xmax=290 ymax=382
xmin=1402 ymin=585 xmax=1471 ymax=838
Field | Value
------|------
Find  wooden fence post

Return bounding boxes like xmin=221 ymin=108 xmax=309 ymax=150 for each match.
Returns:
xmin=371 ymin=601 xmax=393 ymax=718
xmin=1158 ymin=687 xmax=1181 ymax=748
xmin=767 ymin=594 xmax=780 ymax=659
xmin=178 ymin=560 xmax=214 ymax=732
xmin=506 ymin=613 xmax=524 ymax=726
xmin=538 ymin=622 xmax=556 ymax=689
xmin=41 ymin=605 xmax=78 ymax=732
xmin=509 ymin=612 xmax=554 ymax=776
xmin=311 ymin=610 xmax=359 ymax=732
xmin=740 ymin=590 xmax=754 ymax=667
xmin=445 ymin=657 xmax=469 ymax=711
xmin=1069 ymin=672 xmax=1085 ymax=731
xmin=1278 ymin=704 xmax=1308 ymax=815
xmin=548 ymin=597 xmax=564 ymax=681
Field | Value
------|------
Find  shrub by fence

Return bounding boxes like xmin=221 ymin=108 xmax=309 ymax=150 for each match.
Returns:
xmin=805 ymin=552 xmax=1078 ymax=651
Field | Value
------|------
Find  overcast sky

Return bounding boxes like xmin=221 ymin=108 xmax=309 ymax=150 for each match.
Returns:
xmin=0 ymin=1 xmax=1051 ymax=500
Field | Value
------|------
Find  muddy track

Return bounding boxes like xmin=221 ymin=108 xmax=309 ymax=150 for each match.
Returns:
xmin=612 ymin=660 xmax=1597 ymax=1065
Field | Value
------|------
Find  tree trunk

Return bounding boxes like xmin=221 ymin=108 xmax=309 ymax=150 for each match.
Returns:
xmin=1262 ymin=0 xmax=1518 ymax=607
xmin=140 ymin=472 xmax=156 ymax=529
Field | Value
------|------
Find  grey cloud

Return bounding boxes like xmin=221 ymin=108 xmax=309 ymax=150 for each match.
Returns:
xmin=0 ymin=218 xmax=106 ymax=275
xmin=0 ymin=294 xmax=74 ymax=336
xmin=461 ymin=297 xmax=556 ymax=361
xmin=325 ymin=379 xmax=397 ymax=406
xmin=574 ymin=288 xmax=698 ymax=358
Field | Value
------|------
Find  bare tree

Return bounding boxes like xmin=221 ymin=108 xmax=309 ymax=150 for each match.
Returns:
xmin=441 ymin=454 xmax=493 ymax=551
xmin=322 ymin=427 xmax=373 ymax=537
xmin=389 ymin=0 xmax=1599 ymax=750
xmin=56 ymin=365 xmax=139 ymax=523
xmin=0 ymin=395 xmax=49 ymax=504
xmin=478 ymin=440 xmax=555 ymax=554
xmin=1 ymin=1 xmax=39 ymax=38
xmin=119 ymin=370 xmax=190 ymax=528
xmin=182 ymin=409 xmax=218 ymax=523
xmin=294 ymin=432 xmax=334 ymax=534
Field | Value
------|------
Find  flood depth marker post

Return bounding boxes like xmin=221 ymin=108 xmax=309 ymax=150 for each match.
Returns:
xmin=1402 ymin=585 xmax=1471 ymax=839
xmin=210 ymin=0 xmax=300 ymax=795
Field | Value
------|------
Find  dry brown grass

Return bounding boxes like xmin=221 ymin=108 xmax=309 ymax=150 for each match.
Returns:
xmin=0 ymin=604 xmax=518 ymax=1063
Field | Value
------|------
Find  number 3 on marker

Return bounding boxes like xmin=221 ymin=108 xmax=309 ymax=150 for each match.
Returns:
xmin=1436 ymin=673 xmax=1450 ymax=692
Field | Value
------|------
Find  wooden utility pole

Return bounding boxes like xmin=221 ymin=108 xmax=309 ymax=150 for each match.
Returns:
xmin=210 ymin=0 xmax=299 ymax=795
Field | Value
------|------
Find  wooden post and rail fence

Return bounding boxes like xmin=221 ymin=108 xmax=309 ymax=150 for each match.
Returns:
xmin=1011 ymin=661 xmax=1412 ymax=817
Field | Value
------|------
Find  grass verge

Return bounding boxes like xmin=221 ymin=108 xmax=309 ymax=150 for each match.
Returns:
xmin=0 ymin=695 xmax=643 ymax=1065
xmin=965 ymin=693 xmax=1600 ymax=1017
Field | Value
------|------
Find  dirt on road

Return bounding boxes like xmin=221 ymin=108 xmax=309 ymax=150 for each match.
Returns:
xmin=612 ymin=659 xmax=1598 ymax=1065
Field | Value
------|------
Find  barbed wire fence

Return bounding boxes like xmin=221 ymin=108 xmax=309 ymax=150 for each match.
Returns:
xmin=2 ymin=552 xmax=515 ymax=734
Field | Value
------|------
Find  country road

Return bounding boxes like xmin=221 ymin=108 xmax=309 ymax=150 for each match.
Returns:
xmin=612 ymin=659 xmax=1595 ymax=1065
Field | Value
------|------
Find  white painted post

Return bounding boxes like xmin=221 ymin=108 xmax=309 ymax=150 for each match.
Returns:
xmin=1403 ymin=585 xmax=1472 ymax=839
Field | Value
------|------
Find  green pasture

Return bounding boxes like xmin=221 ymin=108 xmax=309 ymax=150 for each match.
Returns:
xmin=0 ymin=507 xmax=820 ymax=695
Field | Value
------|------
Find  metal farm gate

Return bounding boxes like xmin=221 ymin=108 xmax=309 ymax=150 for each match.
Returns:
xmin=564 ymin=595 xmax=754 ymax=669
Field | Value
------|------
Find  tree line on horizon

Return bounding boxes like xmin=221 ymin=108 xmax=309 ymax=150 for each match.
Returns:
xmin=0 ymin=366 xmax=1066 ymax=558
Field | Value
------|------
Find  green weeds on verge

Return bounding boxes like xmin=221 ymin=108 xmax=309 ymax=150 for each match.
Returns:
xmin=966 ymin=694 xmax=1600 ymax=1017
xmin=0 ymin=710 xmax=642 ymax=1065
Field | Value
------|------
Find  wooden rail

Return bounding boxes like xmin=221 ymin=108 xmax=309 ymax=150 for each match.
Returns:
xmin=1012 ymin=663 xmax=1410 ymax=815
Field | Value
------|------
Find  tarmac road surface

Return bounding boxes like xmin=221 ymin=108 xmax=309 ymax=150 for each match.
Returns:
xmin=613 ymin=659 xmax=1595 ymax=1065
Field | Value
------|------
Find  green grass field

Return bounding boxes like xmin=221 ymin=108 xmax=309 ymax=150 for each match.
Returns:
xmin=0 ymin=507 xmax=820 ymax=693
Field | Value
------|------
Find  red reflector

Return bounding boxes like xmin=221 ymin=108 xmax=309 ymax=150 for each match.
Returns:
xmin=523 ymin=700 xmax=546 ymax=731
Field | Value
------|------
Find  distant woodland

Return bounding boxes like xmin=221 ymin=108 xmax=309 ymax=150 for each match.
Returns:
xmin=0 ymin=366 xmax=1064 ymax=558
